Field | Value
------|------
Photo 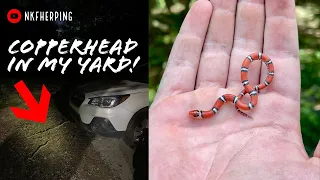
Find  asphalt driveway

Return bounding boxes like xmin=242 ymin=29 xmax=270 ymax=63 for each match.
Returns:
xmin=0 ymin=79 xmax=134 ymax=180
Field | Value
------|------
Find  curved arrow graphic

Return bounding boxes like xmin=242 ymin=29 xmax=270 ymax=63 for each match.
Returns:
xmin=9 ymin=80 xmax=51 ymax=124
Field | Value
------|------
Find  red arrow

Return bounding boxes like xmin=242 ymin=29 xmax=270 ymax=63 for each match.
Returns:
xmin=9 ymin=80 xmax=51 ymax=124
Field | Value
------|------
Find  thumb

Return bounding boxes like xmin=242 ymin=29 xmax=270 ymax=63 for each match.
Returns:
xmin=314 ymin=140 xmax=320 ymax=158
xmin=308 ymin=140 xmax=320 ymax=167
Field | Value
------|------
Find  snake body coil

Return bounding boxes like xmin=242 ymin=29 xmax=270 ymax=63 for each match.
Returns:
xmin=189 ymin=52 xmax=274 ymax=119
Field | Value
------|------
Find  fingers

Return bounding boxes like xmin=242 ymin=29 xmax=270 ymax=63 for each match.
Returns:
xmin=153 ymin=0 xmax=212 ymax=104
xmin=226 ymin=0 xmax=266 ymax=92
xmin=308 ymin=141 xmax=320 ymax=167
xmin=314 ymin=140 xmax=320 ymax=158
xmin=261 ymin=0 xmax=300 ymax=100
xmin=195 ymin=0 xmax=237 ymax=89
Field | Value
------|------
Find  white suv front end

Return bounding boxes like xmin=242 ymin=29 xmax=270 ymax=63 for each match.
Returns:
xmin=68 ymin=80 xmax=148 ymax=147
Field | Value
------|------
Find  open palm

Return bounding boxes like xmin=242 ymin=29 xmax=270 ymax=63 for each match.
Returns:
xmin=149 ymin=0 xmax=320 ymax=179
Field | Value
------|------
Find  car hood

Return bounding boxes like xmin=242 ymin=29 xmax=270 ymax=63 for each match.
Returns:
xmin=75 ymin=80 xmax=148 ymax=98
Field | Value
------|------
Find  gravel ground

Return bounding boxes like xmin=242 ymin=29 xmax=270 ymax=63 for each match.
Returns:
xmin=0 ymin=80 xmax=134 ymax=180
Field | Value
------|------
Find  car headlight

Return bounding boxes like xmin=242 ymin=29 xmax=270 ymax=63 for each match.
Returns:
xmin=88 ymin=95 xmax=130 ymax=108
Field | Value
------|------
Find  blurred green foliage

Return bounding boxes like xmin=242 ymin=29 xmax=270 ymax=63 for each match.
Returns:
xmin=149 ymin=0 xmax=320 ymax=156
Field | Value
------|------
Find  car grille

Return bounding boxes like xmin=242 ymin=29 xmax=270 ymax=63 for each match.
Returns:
xmin=70 ymin=92 xmax=85 ymax=108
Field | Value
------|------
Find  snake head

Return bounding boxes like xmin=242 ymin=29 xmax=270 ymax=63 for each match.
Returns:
xmin=189 ymin=110 xmax=200 ymax=118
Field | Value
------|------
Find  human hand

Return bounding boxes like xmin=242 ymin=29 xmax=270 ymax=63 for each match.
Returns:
xmin=149 ymin=0 xmax=320 ymax=179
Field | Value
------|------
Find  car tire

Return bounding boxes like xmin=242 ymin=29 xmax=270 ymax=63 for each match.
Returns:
xmin=132 ymin=127 xmax=148 ymax=180
xmin=124 ymin=107 xmax=148 ymax=148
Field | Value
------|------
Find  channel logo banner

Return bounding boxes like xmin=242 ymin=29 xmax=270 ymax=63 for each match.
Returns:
xmin=7 ymin=9 xmax=72 ymax=24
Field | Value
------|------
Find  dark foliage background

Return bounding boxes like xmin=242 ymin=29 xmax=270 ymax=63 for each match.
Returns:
xmin=149 ymin=0 xmax=320 ymax=156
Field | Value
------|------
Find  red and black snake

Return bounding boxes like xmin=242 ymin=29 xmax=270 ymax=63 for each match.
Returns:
xmin=189 ymin=52 xmax=274 ymax=119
